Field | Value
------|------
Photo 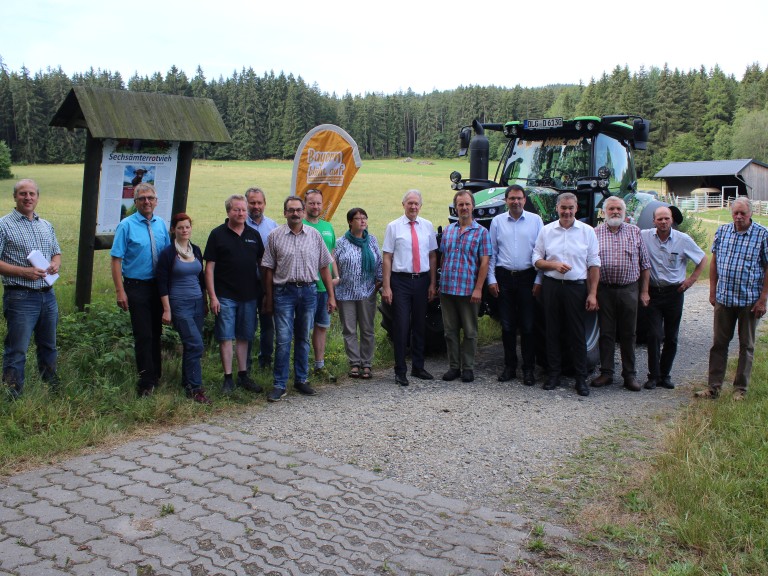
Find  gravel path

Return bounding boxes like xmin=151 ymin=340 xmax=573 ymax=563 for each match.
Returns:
xmin=225 ymin=284 xmax=715 ymax=516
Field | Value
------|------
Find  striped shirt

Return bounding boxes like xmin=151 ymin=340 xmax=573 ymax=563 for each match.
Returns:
xmin=439 ymin=220 xmax=492 ymax=296
xmin=261 ymin=224 xmax=332 ymax=285
xmin=0 ymin=209 xmax=61 ymax=289
xmin=595 ymin=222 xmax=650 ymax=285
xmin=712 ymin=221 xmax=768 ymax=307
xmin=334 ymin=234 xmax=383 ymax=301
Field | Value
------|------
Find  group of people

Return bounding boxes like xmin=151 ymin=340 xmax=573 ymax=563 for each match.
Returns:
xmin=1 ymin=179 xmax=766 ymax=404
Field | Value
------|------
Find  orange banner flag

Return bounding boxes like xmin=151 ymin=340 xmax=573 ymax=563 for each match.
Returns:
xmin=290 ymin=124 xmax=362 ymax=221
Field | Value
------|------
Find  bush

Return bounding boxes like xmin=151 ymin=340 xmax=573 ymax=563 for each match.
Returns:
xmin=0 ymin=141 xmax=12 ymax=180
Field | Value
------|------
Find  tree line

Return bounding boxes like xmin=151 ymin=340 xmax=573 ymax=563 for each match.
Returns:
xmin=1 ymin=59 xmax=767 ymax=176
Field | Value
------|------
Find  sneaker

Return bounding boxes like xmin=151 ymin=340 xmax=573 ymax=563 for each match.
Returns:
xmin=267 ymin=387 xmax=287 ymax=402
xmin=295 ymin=381 xmax=317 ymax=396
xmin=733 ymin=389 xmax=746 ymax=401
xmin=313 ymin=367 xmax=337 ymax=383
xmin=190 ymin=389 xmax=212 ymax=405
xmin=237 ymin=373 xmax=263 ymax=393
xmin=222 ymin=375 xmax=235 ymax=395
xmin=138 ymin=386 xmax=154 ymax=398
xmin=694 ymin=387 xmax=719 ymax=399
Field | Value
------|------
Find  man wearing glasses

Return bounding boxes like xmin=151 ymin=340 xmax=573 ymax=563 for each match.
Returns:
xmin=261 ymin=196 xmax=336 ymax=402
xmin=111 ymin=183 xmax=171 ymax=397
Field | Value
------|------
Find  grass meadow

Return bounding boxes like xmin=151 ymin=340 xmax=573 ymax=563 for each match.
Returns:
xmin=2 ymin=160 xmax=767 ymax=575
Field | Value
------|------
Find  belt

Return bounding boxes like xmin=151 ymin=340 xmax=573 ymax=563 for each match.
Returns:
xmin=4 ymin=285 xmax=52 ymax=292
xmin=650 ymin=283 xmax=681 ymax=293
xmin=544 ymin=276 xmax=585 ymax=285
xmin=124 ymin=277 xmax=156 ymax=284
xmin=393 ymin=272 xmax=428 ymax=279
xmin=283 ymin=281 xmax=313 ymax=287
xmin=496 ymin=267 xmax=535 ymax=276
xmin=601 ymin=281 xmax=637 ymax=289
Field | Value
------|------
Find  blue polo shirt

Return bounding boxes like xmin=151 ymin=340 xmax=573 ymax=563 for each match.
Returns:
xmin=111 ymin=212 xmax=170 ymax=280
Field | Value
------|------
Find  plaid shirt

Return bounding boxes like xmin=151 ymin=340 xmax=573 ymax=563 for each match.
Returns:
xmin=712 ymin=221 xmax=768 ymax=307
xmin=596 ymin=222 xmax=650 ymax=285
xmin=0 ymin=209 xmax=61 ymax=289
xmin=261 ymin=224 xmax=332 ymax=285
xmin=439 ymin=220 xmax=492 ymax=296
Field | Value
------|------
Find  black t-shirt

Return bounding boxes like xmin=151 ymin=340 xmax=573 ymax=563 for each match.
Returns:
xmin=203 ymin=220 xmax=264 ymax=301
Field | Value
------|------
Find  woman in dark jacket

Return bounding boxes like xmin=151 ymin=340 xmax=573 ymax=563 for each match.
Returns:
xmin=157 ymin=213 xmax=210 ymax=404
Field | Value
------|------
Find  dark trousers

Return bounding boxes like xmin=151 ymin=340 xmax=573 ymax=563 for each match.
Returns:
xmin=390 ymin=272 xmax=430 ymax=376
xmin=543 ymin=276 xmax=587 ymax=379
xmin=496 ymin=267 xmax=536 ymax=372
xmin=124 ymin=279 xmax=163 ymax=391
xmin=646 ymin=285 xmax=684 ymax=380
xmin=597 ymin=281 xmax=639 ymax=379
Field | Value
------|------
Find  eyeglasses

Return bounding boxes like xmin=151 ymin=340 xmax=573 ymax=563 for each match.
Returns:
xmin=285 ymin=208 xmax=304 ymax=213
xmin=352 ymin=217 xmax=368 ymax=221
xmin=137 ymin=196 xmax=157 ymax=202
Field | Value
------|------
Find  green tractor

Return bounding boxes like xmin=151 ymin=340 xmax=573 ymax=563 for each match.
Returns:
xmin=380 ymin=115 xmax=680 ymax=367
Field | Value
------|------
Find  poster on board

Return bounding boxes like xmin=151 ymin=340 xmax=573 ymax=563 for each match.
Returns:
xmin=96 ymin=139 xmax=178 ymax=234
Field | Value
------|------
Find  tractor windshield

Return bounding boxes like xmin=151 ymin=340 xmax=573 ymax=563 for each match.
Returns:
xmin=500 ymin=137 xmax=591 ymax=189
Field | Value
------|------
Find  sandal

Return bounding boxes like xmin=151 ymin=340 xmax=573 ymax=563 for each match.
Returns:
xmin=348 ymin=366 xmax=360 ymax=378
xmin=361 ymin=367 xmax=372 ymax=379
xmin=694 ymin=388 xmax=719 ymax=399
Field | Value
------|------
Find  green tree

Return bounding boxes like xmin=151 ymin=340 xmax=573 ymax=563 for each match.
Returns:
xmin=0 ymin=140 xmax=12 ymax=179
xmin=711 ymin=124 xmax=733 ymax=159
xmin=664 ymin=133 xmax=709 ymax=164
xmin=731 ymin=109 xmax=768 ymax=162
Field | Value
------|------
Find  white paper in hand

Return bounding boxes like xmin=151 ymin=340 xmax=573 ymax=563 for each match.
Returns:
xmin=27 ymin=250 xmax=59 ymax=286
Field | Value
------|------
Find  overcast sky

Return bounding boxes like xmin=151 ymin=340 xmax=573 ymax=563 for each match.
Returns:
xmin=2 ymin=0 xmax=765 ymax=96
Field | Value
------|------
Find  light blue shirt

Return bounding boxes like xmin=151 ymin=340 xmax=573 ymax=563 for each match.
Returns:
xmin=487 ymin=210 xmax=543 ymax=285
xmin=111 ymin=212 xmax=170 ymax=280
xmin=246 ymin=214 xmax=278 ymax=246
xmin=641 ymin=228 xmax=705 ymax=287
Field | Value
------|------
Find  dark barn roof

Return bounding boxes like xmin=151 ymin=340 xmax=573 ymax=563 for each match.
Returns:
xmin=49 ymin=86 xmax=231 ymax=143
xmin=654 ymin=159 xmax=761 ymax=178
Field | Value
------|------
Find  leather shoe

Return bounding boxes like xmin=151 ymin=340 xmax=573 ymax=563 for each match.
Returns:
xmin=461 ymin=370 xmax=474 ymax=383
xmin=498 ymin=366 xmax=516 ymax=382
xmin=624 ymin=377 xmax=641 ymax=392
xmin=543 ymin=377 xmax=559 ymax=391
xmin=411 ymin=368 xmax=434 ymax=380
xmin=442 ymin=368 xmax=461 ymax=381
xmin=659 ymin=376 xmax=675 ymax=389
xmin=644 ymin=378 xmax=657 ymax=390
xmin=575 ymin=380 xmax=590 ymax=397
xmin=523 ymin=370 xmax=536 ymax=386
xmin=395 ymin=374 xmax=409 ymax=387
xmin=591 ymin=373 xmax=613 ymax=387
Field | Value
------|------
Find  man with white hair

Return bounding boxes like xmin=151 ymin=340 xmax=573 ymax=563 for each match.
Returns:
xmin=381 ymin=189 xmax=438 ymax=387
xmin=696 ymin=197 xmax=768 ymax=401
xmin=591 ymin=196 xmax=650 ymax=392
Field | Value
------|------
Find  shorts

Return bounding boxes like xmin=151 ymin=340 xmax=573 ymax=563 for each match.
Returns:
xmin=214 ymin=297 xmax=257 ymax=342
xmin=314 ymin=291 xmax=331 ymax=328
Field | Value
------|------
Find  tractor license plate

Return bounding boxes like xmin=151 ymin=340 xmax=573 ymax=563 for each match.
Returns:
xmin=524 ymin=117 xmax=563 ymax=130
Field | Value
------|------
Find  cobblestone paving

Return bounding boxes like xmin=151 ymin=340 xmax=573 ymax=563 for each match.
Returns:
xmin=0 ymin=424 xmax=549 ymax=575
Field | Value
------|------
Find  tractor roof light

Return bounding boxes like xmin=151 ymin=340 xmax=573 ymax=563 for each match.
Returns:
xmin=586 ymin=121 xmax=596 ymax=131
xmin=575 ymin=121 xmax=582 ymax=131
xmin=450 ymin=170 xmax=462 ymax=183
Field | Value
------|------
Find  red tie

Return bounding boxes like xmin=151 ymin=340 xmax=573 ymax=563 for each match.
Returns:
xmin=410 ymin=220 xmax=421 ymax=273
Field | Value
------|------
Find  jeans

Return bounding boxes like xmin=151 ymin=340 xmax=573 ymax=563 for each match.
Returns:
xmin=124 ymin=279 xmax=163 ymax=391
xmin=247 ymin=291 xmax=275 ymax=371
xmin=273 ymin=284 xmax=317 ymax=390
xmin=2 ymin=289 xmax=58 ymax=394
xmin=170 ymin=296 xmax=205 ymax=392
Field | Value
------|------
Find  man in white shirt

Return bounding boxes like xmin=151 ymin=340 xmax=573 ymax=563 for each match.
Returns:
xmin=381 ymin=190 xmax=438 ymax=387
xmin=533 ymin=193 xmax=600 ymax=396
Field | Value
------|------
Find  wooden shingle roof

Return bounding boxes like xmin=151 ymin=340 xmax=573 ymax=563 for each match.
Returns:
xmin=49 ymin=86 xmax=231 ymax=143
